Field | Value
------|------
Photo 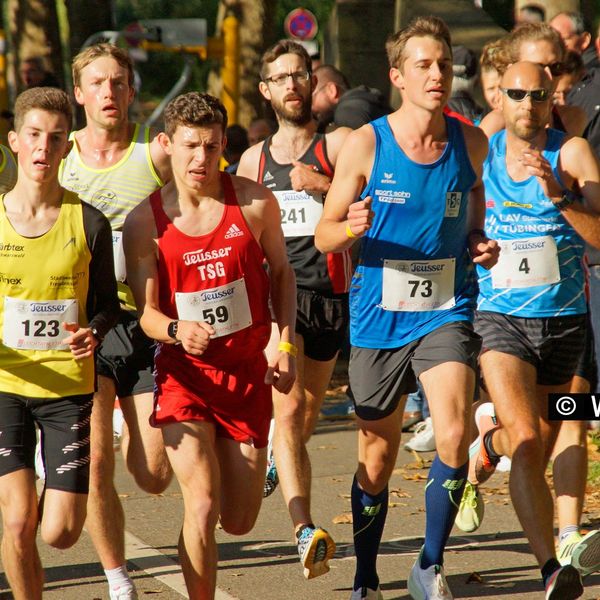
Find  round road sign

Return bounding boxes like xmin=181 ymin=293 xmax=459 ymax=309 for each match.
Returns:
xmin=284 ymin=8 xmax=318 ymax=41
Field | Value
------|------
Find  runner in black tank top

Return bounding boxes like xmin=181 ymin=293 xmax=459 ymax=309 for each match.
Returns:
xmin=237 ymin=40 xmax=353 ymax=580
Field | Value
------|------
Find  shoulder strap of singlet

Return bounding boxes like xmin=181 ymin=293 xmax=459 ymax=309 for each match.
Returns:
xmin=311 ymin=133 xmax=334 ymax=178
xmin=257 ymin=136 xmax=274 ymax=182
xmin=149 ymin=190 xmax=169 ymax=237
xmin=221 ymin=171 xmax=238 ymax=207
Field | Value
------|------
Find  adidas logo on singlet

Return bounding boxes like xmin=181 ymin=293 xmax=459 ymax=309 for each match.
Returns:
xmin=263 ymin=171 xmax=274 ymax=182
xmin=224 ymin=223 xmax=244 ymax=239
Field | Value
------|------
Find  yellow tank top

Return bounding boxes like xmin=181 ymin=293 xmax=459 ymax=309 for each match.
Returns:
xmin=0 ymin=145 xmax=17 ymax=194
xmin=0 ymin=191 xmax=95 ymax=398
xmin=60 ymin=123 xmax=163 ymax=310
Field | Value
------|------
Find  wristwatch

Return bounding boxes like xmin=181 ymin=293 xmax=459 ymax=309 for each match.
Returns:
xmin=90 ymin=327 xmax=103 ymax=343
xmin=553 ymin=189 xmax=579 ymax=211
xmin=167 ymin=320 xmax=179 ymax=341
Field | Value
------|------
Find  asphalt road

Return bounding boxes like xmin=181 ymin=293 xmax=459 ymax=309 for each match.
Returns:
xmin=1 ymin=410 xmax=599 ymax=599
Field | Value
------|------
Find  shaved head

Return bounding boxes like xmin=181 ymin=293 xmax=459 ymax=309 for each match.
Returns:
xmin=501 ymin=62 xmax=552 ymax=142
xmin=501 ymin=61 xmax=551 ymax=90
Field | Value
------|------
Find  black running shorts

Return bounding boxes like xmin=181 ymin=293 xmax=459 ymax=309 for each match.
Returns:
xmin=96 ymin=309 xmax=156 ymax=398
xmin=349 ymin=320 xmax=481 ymax=420
xmin=475 ymin=311 xmax=587 ymax=386
xmin=0 ymin=392 xmax=93 ymax=493
xmin=295 ymin=288 xmax=349 ymax=362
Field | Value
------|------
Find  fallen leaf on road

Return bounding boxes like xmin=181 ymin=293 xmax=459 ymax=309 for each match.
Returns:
xmin=332 ymin=512 xmax=353 ymax=524
xmin=466 ymin=572 xmax=484 ymax=584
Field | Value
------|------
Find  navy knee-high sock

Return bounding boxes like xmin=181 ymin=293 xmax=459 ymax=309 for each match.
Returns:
xmin=351 ymin=475 xmax=388 ymax=591
xmin=421 ymin=456 xmax=468 ymax=569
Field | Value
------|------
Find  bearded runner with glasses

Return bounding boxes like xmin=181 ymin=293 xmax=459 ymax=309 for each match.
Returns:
xmin=237 ymin=40 xmax=352 ymax=580
xmin=468 ymin=61 xmax=600 ymax=600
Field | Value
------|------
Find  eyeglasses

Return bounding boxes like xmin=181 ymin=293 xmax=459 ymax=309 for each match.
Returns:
xmin=264 ymin=70 xmax=310 ymax=86
xmin=501 ymin=88 xmax=550 ymax=102
xmin=538 ymin=62 xmax=565 ymax=76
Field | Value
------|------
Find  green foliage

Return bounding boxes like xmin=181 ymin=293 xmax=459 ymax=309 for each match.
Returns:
xmin=113 ymin=0 xmax=219 ymax=103
xmin=111 ymin=1 xmax=337 ymax=108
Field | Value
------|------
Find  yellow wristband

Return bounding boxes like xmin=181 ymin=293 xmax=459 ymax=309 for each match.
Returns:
xmin=346 ymin=222 xmax=358 ymax=239
xmin=278 ymin=341 xmax=298 ymax=357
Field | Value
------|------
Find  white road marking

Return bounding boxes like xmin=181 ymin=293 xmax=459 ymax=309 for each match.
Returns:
xmin=124 ymin=530 xmax=239 ymax=599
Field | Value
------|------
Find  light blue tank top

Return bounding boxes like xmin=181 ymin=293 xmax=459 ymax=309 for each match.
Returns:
xmin=350 ymin=115 xmax=478 ymax=349
xmin=478 ymin=128 xmax=586 ymax=317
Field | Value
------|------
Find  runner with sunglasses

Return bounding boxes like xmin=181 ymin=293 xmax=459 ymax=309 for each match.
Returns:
xmin=460 ymin=23 xmax=600 ymax=584
xmin=470 ymin=61 xmax=600 ymax=599
xmin=479 ymin=22 xmax=587 ymax=138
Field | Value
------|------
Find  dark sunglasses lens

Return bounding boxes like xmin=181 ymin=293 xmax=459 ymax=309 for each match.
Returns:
xmin=531 ymin=89 xmax=548 ymax=102
xmin=507 ymin=89 xmax=527 ymax=101
xmin=549 ymin=62 xmax=564 ymax=76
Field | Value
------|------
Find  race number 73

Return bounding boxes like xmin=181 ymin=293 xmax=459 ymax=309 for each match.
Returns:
xmin=408 ymin=280 xmax=433 ymax=298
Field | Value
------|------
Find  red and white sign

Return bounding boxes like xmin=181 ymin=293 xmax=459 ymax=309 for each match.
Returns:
xmin=284 ymin=8 xmax=318 ymax=41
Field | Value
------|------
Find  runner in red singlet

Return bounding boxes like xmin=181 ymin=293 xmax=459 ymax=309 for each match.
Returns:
xmin=123 ymin=92 xmax=296 ymax=599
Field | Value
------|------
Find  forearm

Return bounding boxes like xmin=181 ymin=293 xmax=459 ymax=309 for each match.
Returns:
xmin=270 ymin=264 xmax=297 ymax=344
xmin=315 ymin=218 xmax=357 ymax=253
xmin=139 ymin=304 xmax=178 ymax=343
xmin=560 ymin=203 xmax=600 ymax=249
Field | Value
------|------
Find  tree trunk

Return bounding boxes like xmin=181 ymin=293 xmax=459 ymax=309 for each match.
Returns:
xmin=7 ymin=0 xmax=64 ymax=93
xmin=65 ymin=0 xmax=114 ymax=62
xmin=210 ymin=0 xmax=277 ymax=127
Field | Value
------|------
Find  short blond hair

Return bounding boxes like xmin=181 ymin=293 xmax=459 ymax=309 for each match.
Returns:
xmin=72 ymin=43 xmax=134 ymax=88
xmin=386 ymin=16 xmax=452 ymax=71
xmin=13 ymin=87 xmax=72 ymax=132
xmin=508 ymin=22 xmax=566 ymax=63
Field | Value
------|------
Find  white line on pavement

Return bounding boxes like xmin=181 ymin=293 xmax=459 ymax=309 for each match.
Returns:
xmin=124 ymin=530 xmax=239 ymax=600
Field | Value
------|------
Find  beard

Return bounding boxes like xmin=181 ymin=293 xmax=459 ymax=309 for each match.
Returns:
xmin=511 ymin=116 xmax=543 ymax=141
xmin=271 ymin=93 xmax=312 ymax=126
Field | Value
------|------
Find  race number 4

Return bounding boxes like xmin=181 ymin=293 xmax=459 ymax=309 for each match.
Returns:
xmin=491 ymin=236 xmax=559 ymax=289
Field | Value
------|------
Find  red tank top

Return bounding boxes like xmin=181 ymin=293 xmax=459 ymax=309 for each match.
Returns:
xmin=150 ymin=173 xmax=271 ymax=369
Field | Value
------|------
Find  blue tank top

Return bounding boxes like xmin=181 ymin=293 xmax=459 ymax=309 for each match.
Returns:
xmin=351 ymin=115 xmax=478 ymax=349
xmin=478 ymin=129 xmax=586 ymax=317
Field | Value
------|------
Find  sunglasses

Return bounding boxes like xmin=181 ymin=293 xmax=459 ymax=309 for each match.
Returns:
xmin=501 ymin=88 xmax=550 ymax=102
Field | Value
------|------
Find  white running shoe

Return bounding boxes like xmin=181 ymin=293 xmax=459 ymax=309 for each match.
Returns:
xmin=109 ymin=585 xmax=138 ymax=600
xmin=349 ymin=586 xmax=384 ymax=599
xmin=408 ymin=549 xmax=453 ymax=600
xmin=404 ymin=417 xmax=436 ymax=452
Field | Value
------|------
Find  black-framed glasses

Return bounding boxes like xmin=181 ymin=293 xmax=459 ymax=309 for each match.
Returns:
xmin=501 ymin=88 xmax=550 ymax=102
xmin=264 ymin=70 xmax=311 ymax=86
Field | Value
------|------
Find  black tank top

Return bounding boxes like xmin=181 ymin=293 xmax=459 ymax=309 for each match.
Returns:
xmin=258 ymin=134 xmax=351 ymax=295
